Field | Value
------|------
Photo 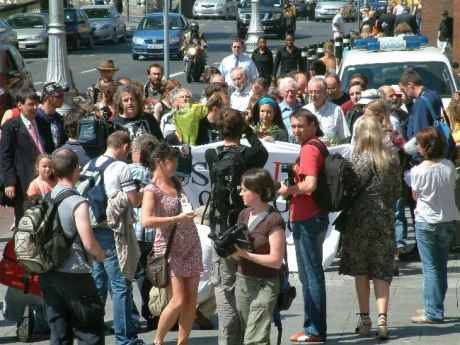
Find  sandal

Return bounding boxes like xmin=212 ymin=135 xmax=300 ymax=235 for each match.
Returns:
xmin=377 ymin=313 xmax=389 ymax=340
xmin=355 ymin=313 xmax=372 ymax=336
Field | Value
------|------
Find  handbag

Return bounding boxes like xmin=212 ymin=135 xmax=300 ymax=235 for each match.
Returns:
xmin=145 ymin=224 xmax=177 ymax=288
xmin=276 ymin=247 xmax=296 ymax=311
xmin=145 ymin=187 xmax=182 ymax=288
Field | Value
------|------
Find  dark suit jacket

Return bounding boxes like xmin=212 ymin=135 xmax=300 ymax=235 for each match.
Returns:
xmin=36 ymin=110 xmax=67 ymax=154
xmin=0 ymin=117 xmax=40 ymax=195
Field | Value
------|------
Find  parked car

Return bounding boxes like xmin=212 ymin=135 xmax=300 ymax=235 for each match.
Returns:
xmin=314 ymin=0 xmax=356 ymax=21
xmin=132 ymin=13 xmax=189 ymax=61
xmin=237 ymin=0 xmax=285 ymax=38
xmin=64 ymin=8 xmax=94 ymax=50
xmin=0 ymin=43 xmax=34 ymax=119
xmin=6 ymin=13 xmax=48 ymax=56
xmin=0 ymin=20 xmax=18 ymax=47
xmin=193 ymin=0 xmax=238 ymax=19
xmin=81 ymin=5 xmax=126 ymax=43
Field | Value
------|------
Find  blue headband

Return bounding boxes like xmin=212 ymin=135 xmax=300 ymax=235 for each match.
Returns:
xmin=257 ymin=97 xmax=278 ymax=109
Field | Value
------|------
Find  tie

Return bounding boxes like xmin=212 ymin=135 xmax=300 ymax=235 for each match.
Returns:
xmin=235 ymin=56 xmax=239 ymax=68
xmin=28 ymin=122 xmax=44 ymax=153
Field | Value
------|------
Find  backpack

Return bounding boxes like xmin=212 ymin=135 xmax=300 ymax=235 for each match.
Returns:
xmin=78 ymin=112 xmax=111 ymax=156
xmin=207 ymin=146 xmax=247 ymax=234
xmin=420 ymin=96 xmax=457 ymax=161
xmin=308 ymin=139 xmax=358 ymax=212
xmin=77 ymin=156 xmax=114 ymax=226
xmin=13 ymin=190 xmax=79 ymax=274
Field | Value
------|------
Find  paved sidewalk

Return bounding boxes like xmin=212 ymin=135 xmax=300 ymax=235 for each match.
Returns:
xmin=1 ymin=207 xmax=460 ymax=344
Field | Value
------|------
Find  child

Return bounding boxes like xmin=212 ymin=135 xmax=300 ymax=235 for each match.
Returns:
xmin=27 ymin=154 xmax=57 ymax=197
xmin=128 ymin=133 xmax=158 ymax=328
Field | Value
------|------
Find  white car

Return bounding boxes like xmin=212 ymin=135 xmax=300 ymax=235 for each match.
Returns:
xmin=81 ymin=5 xmax=126 ymax=43
xmin=193 ymin=0 xmax=238 ymax=19
xmin=338 ymin=37 xmax=459 ymax=106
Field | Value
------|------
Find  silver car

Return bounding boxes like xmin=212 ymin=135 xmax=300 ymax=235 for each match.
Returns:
xmin=0 ymin=20 xmax=18 ymax=47
xmin=81 ymin=5 xmax=126 ymax=43
xmin=315 ymin=0 xmax=356 ymax=21
xmin=193 ymin=0 xmax=237 ymax=19
xmin=7 ymin=14 xmax=48 ymax=55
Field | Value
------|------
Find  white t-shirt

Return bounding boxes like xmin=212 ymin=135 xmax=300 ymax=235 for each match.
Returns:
xmin=332 ymin=13 xmax=345 ymax=38
xmin=82 ymin=155 xmax=137 ymax=197
xmin=411 ymin=159 xmax=460 ymax=224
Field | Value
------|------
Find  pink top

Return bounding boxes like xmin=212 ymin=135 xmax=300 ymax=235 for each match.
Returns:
xmin=27 ymin=177 xmax=56 ymax=197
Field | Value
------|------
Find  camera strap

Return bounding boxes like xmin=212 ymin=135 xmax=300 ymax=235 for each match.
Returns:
xmin=246 ymin=206 xmax=275 ymax=233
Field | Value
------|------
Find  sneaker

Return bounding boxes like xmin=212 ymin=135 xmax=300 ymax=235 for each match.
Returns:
xmin=290 ymin=331 xmax=305 ymax=342
xmin=411 ymin=314 xmax=443 ymax=324
xmin=297 ymin=335 xmax=325 ymax=344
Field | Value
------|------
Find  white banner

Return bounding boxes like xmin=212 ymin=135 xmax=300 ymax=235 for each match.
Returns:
xmin=184 ymin=140 xmax=352 ymax=271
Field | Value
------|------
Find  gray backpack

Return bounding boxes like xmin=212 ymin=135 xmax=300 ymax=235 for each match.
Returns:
xmin=14 ymin=190 xmax=78 ymax=274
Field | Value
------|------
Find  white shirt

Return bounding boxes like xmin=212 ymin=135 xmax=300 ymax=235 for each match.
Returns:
xmin=332 ymin=13 xmax=345 ymax=38
xmin=159 ymin=110 xmax=176 ymax=138
xmin=304 ymin=100 xmax=350 ymax=145
xmin=411 ymin=159 xmax=460 ymax=223
xmin=393 ymin=4 xmax=405 ymax=16
xmin=196 ymin=224 xmax=213 ymax=305
xmin=219 ymin=53 xmax=259 ymax=87
xmin=230 ymin=86 xmax=253 ymax=112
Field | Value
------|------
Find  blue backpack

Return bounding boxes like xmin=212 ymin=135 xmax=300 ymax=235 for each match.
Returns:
xmin=77 ymin=156 xmax=114 ymax=226
xmin=420 ymin=96 xmax=457 ymax=161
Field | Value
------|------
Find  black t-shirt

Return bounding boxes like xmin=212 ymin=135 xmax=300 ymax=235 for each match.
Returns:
xmin=196 ymin=117 xmax=222 ymax=145
xmin=112 ymin=113 xmax=164 ymax=142
xmin=331 ymin=92 xmax=350 ymax=106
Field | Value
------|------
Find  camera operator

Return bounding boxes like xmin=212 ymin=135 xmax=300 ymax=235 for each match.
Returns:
xmin=205 ymin=109 xmax=268 ymax=345
xmin=278 ymin=108 xmax=328 ymax=344
xmin=232 ymin=168 xmax=286 ymax=345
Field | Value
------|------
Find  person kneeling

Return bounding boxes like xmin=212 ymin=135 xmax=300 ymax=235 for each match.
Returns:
xmin=232 ymin=169 xmax=286 ymax=345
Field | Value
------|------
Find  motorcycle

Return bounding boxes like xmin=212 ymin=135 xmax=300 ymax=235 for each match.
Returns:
xmin=183 ymin=41 xmax=206 ymax=83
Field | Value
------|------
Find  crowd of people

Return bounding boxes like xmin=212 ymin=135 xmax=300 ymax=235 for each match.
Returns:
xmin=0 ymin=17 xmax=459 ymax=345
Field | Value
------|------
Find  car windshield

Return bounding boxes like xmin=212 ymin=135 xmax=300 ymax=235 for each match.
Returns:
xmin=140 ymin=16 xmax=183 ymax=30
xmin=7 ymin=16 xmax=45 ymax=29
xmin=341 ymin=61 xmax=456 ymax=98
xmin=241 ymin=0 xmax=281 ymax=8
xmin=83 ymin=9 xmax=111 ymax=19
xmin=64 ymin=10 xmax=77 ymax=22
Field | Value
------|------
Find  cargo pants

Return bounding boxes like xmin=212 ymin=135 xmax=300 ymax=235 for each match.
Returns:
xmin=211 ymin=250 xmax=242 ymax=345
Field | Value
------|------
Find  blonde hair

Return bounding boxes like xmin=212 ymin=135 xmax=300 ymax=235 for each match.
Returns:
xmin=354 ymin=116 xmax=392 ymax=174
xmin=360 ymin=24 xmax=371 ymax=39
xmin=447 ymin=93 xmax=460 ymax=124
xmin=364 ymin=100 xmax=392 ymax=131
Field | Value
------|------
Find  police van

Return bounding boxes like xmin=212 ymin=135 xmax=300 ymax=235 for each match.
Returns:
xmin=338 ymin=36 xmax=459 ymax=106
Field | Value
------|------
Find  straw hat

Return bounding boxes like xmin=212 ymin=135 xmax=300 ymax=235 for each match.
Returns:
xmin=97 ymin=60 xmax=119 ymax=72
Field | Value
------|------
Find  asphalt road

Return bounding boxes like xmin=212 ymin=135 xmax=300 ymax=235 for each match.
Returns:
xmin=24 ymin=19 xmax=357 ymax=97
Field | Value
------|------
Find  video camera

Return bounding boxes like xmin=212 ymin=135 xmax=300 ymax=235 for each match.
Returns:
xmin=209 ymin=223 xmax=253 ymax=258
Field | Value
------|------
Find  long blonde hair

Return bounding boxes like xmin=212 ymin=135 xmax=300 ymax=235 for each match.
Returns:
xmin=354 ymin=116 xmax=392 ymax=174
xmin=364 ymin=100 xmax=392 ymax=131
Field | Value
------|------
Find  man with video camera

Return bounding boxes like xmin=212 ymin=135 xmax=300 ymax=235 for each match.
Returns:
xmin=205 ymin=109 xmax=268 ymax=345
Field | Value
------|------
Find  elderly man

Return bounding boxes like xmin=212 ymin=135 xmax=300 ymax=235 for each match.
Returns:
xmin=325 ymin=72 xmax=349 ymax=106
xmin=229 ymin=67 xmax=252 ymax=112
xmin=219 ymin=37 xmax=258 ymax=87
xmin=304 ymin=77 xmax=350 ymax=145
xmin=279 ymin=77 xmax=303 ymax=140
xmin=379 ymin=85 xmax=408 ymax=136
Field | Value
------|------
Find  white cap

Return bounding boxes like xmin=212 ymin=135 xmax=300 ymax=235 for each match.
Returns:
xmin=357 ymin=89 xmax=379 ymax=105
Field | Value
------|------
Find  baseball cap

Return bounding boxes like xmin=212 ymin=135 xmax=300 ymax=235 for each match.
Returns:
xmin=357 ymin=89 xmax=379 ymax=105
xmin=42 ymin=82 xmax=68 ymax=99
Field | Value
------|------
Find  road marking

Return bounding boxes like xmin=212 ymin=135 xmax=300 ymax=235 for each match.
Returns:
xmin=34 ymin=81 xmax=44 ymax=85
xmin=170 ymin=71 xmax=184 ymax=78
xmin=81 ymin=68 xmax=97 ymax=74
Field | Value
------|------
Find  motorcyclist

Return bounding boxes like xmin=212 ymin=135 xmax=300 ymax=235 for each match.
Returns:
xmin=182 ymin=22 xmax=207 ymax=51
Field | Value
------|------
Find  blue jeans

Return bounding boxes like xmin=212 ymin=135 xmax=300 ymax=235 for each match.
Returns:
xmin=415 ymin=221 xmax=455 ymax=321
xmin=92 ymin=228 xmax=138 ymax=345
xmin=292 ymin=214 xmax=328 ymax=339
xmin=394 ymin=198 xmax=408 ymax=248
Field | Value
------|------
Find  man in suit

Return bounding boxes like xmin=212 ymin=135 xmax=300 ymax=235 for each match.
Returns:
xmin=0 ymin=89 xmax=43 ymax=224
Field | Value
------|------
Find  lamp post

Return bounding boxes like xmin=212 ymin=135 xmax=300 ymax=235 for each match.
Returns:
xmin=164 ymin=0 xmax=170 ymax=79
xmin=46 ymin=0 xmax=77 ymax=115
xmin=245 ymin=0 xmax=263 ymax=53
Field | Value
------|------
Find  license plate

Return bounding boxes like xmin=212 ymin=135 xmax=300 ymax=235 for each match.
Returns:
xmin=19 ymin=43 xmax=26 ymax=49
xmin=147 ymin=44 xmax=162 ymax=49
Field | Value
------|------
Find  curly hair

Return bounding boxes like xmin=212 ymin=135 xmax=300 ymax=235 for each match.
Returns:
xmin=113 ymin=84 xmax=144 ymax=117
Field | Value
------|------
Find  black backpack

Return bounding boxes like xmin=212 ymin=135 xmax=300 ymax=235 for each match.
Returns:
xmin=308 ymin=139 xmax=358 ymax=212
xmin=206 ymin=146 xmax=247 ymax=234
xmin=14 ymin=190 xmax=79 ymax=274
xmin=78 ymin=112 xmax=111 ymax=156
